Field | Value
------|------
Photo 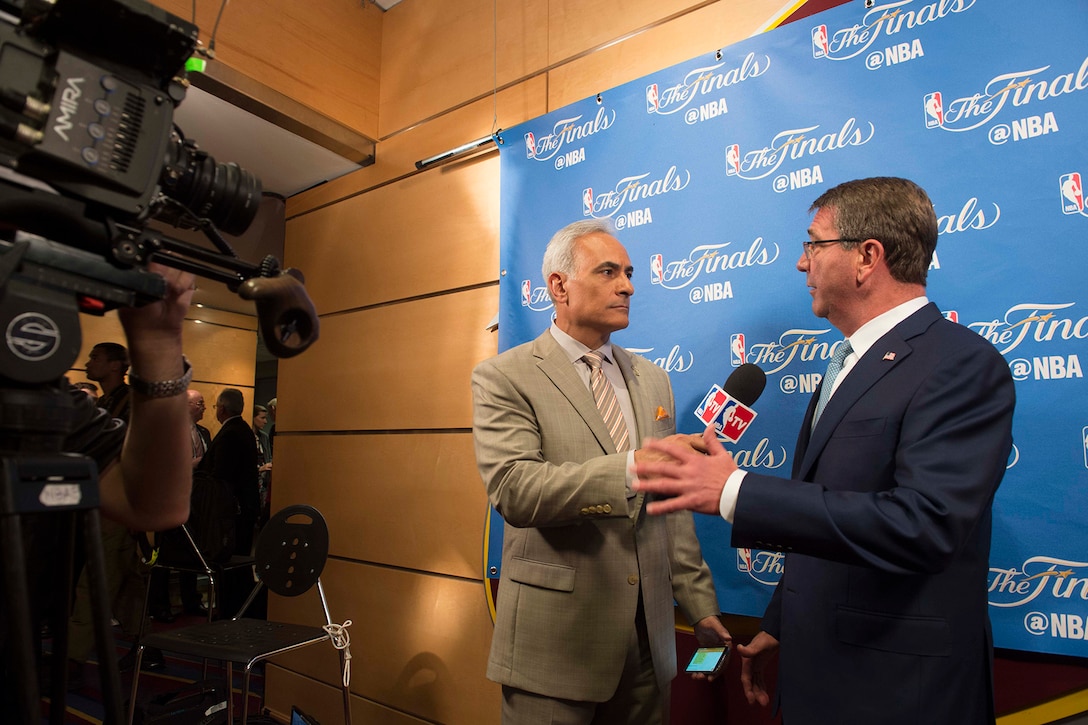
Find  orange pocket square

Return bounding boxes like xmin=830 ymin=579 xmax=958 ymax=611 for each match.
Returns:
xmin=655 ymin=406 xmax=670 ymax=421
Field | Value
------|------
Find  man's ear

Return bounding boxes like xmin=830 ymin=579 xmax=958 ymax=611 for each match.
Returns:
xmin=548 ymin=272 xmax=568 ymax=303
xmin=855 ymin=238 xmax=884 ymax=284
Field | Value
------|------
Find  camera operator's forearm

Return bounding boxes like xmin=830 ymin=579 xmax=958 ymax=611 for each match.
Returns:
xmin=115 ymin=365 xmax=191 ymax=530
xmin=100 ymin=264 xmax=196 ymax=530
xmin=100 ymin=389 xmax=190 ymax=529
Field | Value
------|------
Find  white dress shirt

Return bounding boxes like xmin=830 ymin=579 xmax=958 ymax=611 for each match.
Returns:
xmin=718 ymin=297 xmax=929 ymax=521
xmin=550 ymin=324 xmax=639 ymax=494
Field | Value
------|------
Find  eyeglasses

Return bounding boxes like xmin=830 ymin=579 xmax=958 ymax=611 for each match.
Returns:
xmin=801 ymin=238 xmax=862 ymax=258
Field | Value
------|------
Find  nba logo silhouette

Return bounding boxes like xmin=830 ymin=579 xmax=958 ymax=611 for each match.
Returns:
xmin=725 ymin=144 xmax=741 ymax=176
xmin=524 ymin=132 xmax=536 ymax=159
xmin=650 ymin=254 xmax=664 ymax=285
xmin=730 ymin=334 xmax=746 ymax=366
xmin=582 ymin=188 xmax=594 ymax=216
xmin=1060 ymin=173 xmax=1084 ymax=214
xmin=695 ymin=387 xmax=729 ymax=425
xmin=646 ymin=84 xmax=659 ymax=113
xmin=521 ymin=279 xmax=532 ymax=307
xmin=811 ymin=25 xmax=829 ymax=58
xmin=737 ymin=548 xmax=753 ymax=573
xmin=924 ymin=92 xmax=944 ymax=129
xmin=942 ymin=310 xmax=959 ymax=324
xmin=718 ymin=401 xmax=756 ymax=443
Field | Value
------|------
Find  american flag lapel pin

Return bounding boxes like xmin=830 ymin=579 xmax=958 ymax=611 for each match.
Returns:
xmin=883 ymin=351 xmax=896 ymax=361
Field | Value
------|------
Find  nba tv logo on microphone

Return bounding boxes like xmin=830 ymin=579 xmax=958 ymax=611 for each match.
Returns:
xmin=693 ymin=385 xmax=757 ymax=443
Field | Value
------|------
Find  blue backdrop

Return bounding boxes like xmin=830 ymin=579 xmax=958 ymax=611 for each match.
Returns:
xmin=489 ymin=0 xmax=1088 ymax=658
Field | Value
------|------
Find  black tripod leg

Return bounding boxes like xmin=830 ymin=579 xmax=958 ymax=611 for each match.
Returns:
xmin=0 ymin=512 xmax=41 ymax=724
xmin=84 ymin=509 xmax=124 ymax=723
xmin=47 ymin=512 xmax=76 ymax=725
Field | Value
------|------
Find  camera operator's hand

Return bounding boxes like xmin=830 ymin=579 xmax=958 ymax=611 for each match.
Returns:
xmin=100 ymin=263 xmax=196 ymax=530
xmin=117 ymin=263 xmax=194 ymax=364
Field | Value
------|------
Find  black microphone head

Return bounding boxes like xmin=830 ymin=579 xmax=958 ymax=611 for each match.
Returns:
xmin=723 ymin=363 xmax=767 ymax=407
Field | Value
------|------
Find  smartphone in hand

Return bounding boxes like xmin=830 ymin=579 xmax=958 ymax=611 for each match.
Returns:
xmin=684 ymin=645 xmax=730 ymax=675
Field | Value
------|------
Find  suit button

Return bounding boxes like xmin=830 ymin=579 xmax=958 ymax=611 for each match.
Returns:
xmin=580 ymin=507 xmax=589 ymax=515
xmin=603 ymin=504 xmax=612 ymax=514
xmin=627 ymin=575 xmax=639 ymax=585
xmin=595 ymin=505 xmax=605 ymax=514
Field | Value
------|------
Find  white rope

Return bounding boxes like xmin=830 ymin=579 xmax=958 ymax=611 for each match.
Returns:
xmin=323 ymin=620 xmax=353 ymax=687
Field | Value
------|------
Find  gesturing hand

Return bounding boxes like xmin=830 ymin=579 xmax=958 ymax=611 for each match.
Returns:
xmin=631 ymin=424 xmax=738 ymax=515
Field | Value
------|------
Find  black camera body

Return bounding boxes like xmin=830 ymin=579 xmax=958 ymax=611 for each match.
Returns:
xmin=0 ymin=0 xmax=316 ymax=376
xmin=0 ymin=0 xmax=260 ymax=235
xmin=0 ymin=0 xmax=191 ymax=218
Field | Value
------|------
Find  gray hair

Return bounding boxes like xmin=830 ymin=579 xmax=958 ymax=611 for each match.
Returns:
xmin=217 ymin=388 xmax=245 ymax=417
xmin=541 ymin=219 xmax=616 ymax=286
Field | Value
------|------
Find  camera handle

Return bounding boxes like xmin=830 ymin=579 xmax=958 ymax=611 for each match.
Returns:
xmin=115 ymin=222 xmax=321 ymax=358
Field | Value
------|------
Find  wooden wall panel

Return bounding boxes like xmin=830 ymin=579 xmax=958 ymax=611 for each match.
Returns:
xmin=275 ymin=286 xmax=498 ymax=433
xmin=187 ymin=307 xmax=257 ymax=331
xmin=182 ymin=321 xmax=258 ymax=386
xmin=287 ymin=77 xmax=548 ymax=218
xmin=263 ymin=666 xmax=433 ymax=725
xmin=286 ymin=157 xmax=499 ymax=314
xmin=75 ymin=315 xmax=255 ymax=384
xmin=76 ymin=313 xmax=256 ymax=389
xmin=379 ymin=0 xmax=549 ymax=137
xmin=268 ymin=559 xmax=501 ymax=725
xmin=270 ymin=434 xmax=486 ymax=579
xmin=151 ymin=0 xmax=382 ymax=138
xmin=73 ymin=312 xmax=257 ymax=438
xmin=546 ymin=0 xmax=709 ymax=64
xmin=74 ymin=313 xmax=124 ymax=363
xmin=547 ymin=1 xmax=773 ymax=110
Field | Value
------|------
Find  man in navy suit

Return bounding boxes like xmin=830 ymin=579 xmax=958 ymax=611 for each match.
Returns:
xmin=633 ymin=177 xmax=1015 ymax=724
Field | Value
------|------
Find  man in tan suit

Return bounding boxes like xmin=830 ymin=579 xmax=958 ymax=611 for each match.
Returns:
xmin=472 ymin=220 xmax=731 ymax=724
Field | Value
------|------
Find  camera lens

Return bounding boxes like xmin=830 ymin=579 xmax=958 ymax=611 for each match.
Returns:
xmin=160 ymin=134 xmax=262 ymax=235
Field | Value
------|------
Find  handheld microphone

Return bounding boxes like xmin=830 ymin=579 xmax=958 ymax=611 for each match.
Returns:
xmin=692 ymin=363 xmax=767 ymax=443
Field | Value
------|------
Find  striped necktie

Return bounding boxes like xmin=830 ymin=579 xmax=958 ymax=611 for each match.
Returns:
xmin=812 ymin=340 xmax=853 ymax=428
xmin=583 ymin=350 xmax=630 ymax=453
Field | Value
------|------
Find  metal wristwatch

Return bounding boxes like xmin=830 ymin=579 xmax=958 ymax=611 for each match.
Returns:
xmin=128 ymin=357 xmax=193 ymax=398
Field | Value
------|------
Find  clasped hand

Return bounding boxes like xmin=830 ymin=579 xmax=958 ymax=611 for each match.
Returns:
xmin=631 ymin=424 xmax=738 ymax=516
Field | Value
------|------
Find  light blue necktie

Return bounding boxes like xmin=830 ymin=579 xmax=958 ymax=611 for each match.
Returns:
xmin=812 ymin=340 xmax=853 ymax=427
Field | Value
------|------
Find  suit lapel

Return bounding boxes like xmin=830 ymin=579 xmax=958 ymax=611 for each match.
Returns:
xmin=532 ymin=332 xmax=619 ymax=454
xmin=613 ymin=346 xmax=650 ymax=515
xmin=798 ymin=304 xmax=942 ymax=478
xmin=793 ymin=395 xmax=820 ymax=477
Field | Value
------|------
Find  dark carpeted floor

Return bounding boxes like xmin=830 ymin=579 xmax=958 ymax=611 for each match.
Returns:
xmin=39 ymin=609 xmax=264 ymax=724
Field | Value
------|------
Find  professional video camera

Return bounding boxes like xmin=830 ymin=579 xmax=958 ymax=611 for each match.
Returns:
xmin=0 ymin=1 xmax=320 ymax=720
xmin=0 ymin=0 xmax=319 ymax=386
